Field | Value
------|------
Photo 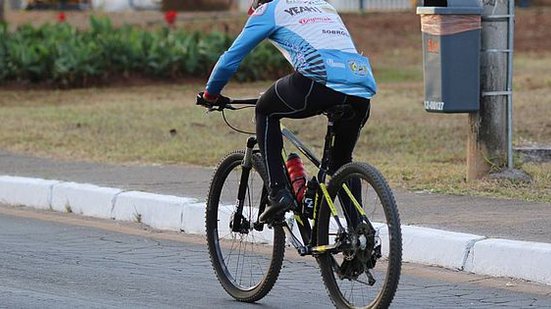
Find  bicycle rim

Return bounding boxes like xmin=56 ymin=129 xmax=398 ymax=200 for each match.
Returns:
xmin=317 ymin=162 xmax=402 ymax=309
xmin=206 ymin=151 xmax=285 ymax=302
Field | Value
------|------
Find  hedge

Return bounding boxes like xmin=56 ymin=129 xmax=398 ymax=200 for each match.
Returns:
xmin=0 ymin=16 xmax=289 ymax=86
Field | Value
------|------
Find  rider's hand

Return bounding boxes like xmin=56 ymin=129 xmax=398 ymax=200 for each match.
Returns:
xmin=202 ymin=91 xmax=219 ymax=103
xmin=196 ymin=91 xmax=216 ymax=107
xmin=197 ymin=91 xmax=230 ymax=110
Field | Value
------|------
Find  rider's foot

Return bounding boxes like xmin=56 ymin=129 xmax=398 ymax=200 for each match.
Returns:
xmin=259 ymin=188 xmax=296 ymax=223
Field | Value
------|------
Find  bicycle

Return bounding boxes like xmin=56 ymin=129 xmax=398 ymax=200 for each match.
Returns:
xmin=198 ymin=95 xmax=402 ymax=309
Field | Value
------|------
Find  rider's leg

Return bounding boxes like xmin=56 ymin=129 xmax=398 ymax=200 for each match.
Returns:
xmin=255 ymin=72 xmax=346 ymax=221
xmin=330 ymin=96 xmax=371 ymax=227
xmin=329 ymin=96 xmax=371 ymax=173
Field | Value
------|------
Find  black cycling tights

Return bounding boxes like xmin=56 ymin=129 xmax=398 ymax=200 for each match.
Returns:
xmin=256 ymin=72 xmax=371 ymax=194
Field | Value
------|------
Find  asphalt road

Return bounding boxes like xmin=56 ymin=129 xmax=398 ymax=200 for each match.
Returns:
xmin=1 ymin=207 xmax=551 ymax=309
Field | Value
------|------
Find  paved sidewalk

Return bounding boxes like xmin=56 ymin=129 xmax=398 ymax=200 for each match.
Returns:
xmin=1 ymin=150 xmax=549 ymax=244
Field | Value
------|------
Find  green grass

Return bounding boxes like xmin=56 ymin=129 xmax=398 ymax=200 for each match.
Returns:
xmin=375 ymin=66 xmax=422 ymax=84
xmin=0 ymin=53 xmax=549 ymax=203
xmin=371 ymin=48 xmax=424 ymax=84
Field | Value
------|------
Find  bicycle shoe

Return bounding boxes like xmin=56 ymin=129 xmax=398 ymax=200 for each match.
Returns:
xmin=259 ymin=188 xmax=296 ymax=223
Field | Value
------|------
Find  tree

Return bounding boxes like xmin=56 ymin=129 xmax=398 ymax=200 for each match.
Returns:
xmin=0 ymin=0 xmax=5 ymax=23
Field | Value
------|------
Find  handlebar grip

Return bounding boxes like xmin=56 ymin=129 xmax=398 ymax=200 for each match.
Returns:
xmin=196 ymin=93 xmax=233 ymax=112
xmin=196 ymin=93 xmax=213 ymax=108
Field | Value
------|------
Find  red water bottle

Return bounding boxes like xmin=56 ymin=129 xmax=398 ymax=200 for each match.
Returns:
xmin=285 ymin=153 xmax=307 ymax=202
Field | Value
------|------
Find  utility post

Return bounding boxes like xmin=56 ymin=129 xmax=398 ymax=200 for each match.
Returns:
xmin=467 ymin=0 xmax=514 ymax=181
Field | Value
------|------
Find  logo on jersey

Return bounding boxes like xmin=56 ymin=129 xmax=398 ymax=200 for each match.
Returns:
xmin=322 ymin=29 xmax=350 ymax=37
xmin=299 ymin=16 xmax=333 ymax=25
xmin=284 ymin=6 xmax=323 ymax=16
xmin=327 ymin=59 xmax=345 ymax=68
xmin=348 ymin=60 xmax=369 ymax=77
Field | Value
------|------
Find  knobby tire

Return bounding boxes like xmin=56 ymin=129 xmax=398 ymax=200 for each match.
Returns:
xmin=206 ymin=151 xmax=286 ymax=302
xmin=317 ymin=162 xmax=402 ymax=309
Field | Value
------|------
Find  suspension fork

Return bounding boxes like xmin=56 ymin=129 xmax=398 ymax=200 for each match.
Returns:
xmin=232 ymin=137 xmax=257 ymax=233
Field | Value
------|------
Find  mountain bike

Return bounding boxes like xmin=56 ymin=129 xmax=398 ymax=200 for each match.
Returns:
xmin=198 ymin=95 xmax=402 ymax=309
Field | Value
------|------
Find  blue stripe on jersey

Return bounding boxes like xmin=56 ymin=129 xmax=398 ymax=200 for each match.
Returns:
xmin=270 ymin=28 xmax=327 ymax=85
xmin=206 ymin=2 xmax=277 ymax=95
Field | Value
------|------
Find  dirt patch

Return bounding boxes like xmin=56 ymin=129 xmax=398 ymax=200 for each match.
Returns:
xmin=4 ymin=7 xmax=550 ymax=55
xmin=342 ymin=12 xmax=421 ymax=56
xmin=3 ymin=10 xmax=248 ymax=33
xmin=513 ymin=7 xmax=551 ymax=53
xmin=0 ymin=73 xmax=204 ymax=91
xmin=161 ymin=0 xmax=234 ymax=11
xmin=344 ymin=7 xmax=551 ymax=56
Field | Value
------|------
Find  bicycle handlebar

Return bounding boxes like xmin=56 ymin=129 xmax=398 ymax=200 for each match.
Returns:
xmin=230 ymin=98 xmax=259 ymax=105
xmin=196 ymin=93 xmax=258 ymax=112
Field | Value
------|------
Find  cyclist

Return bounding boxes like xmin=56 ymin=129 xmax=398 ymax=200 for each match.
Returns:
xmin=198 ymin=0 xmax=376 ymax=223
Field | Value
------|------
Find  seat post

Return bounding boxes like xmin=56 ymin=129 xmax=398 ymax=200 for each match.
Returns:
xmin=318 ymin=105 xmax=352 ymax=183
xmin=318 ymin=118 xmax=336 ymax=184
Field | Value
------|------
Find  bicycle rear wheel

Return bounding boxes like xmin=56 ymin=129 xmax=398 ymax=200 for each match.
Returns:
xmin=317 ymin=162 xmax=402 ymax=309
xmin=206 ymin=151 xmax=285 ymax=302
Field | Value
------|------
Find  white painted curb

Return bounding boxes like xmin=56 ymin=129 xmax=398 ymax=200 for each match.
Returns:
xmin=464 ymin=239 xmax=551 ymax=285
xmin=181 ymin=202 xmax=208 ymax=234
xmin=112 ymin=191 xmax=195 ymax=232
xmin=401 ymin=226 xmax=486 ymax=270
xmin=1 ymin=175 xmax=550 ymax=286
xmin=51 ymin=182 xmax=122 ymax=219
xmin=0 ymin=176 xmax=59 ymax=209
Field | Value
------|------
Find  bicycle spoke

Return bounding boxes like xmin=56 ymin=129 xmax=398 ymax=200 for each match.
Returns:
xmin=207 ymin=151 xmax=285 ymax=301
xmin=318 ymin=163 xmax=401 ymax=308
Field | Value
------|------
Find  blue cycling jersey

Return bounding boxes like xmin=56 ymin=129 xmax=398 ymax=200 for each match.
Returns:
xmin=206 ymin=0 xmax=377 ymax=100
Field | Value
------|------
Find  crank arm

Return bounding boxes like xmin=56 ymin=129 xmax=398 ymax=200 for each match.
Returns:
xmin=281 ymin=222 xmax=310 ymax=256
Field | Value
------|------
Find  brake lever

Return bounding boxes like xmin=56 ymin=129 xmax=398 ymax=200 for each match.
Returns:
xmin=206 ymin=104 xmax=232 ymax=113
xmin=212 ymin=102 xmax=236 ymax=112
xmin=206 ymin=106 xmax=218 ymax=113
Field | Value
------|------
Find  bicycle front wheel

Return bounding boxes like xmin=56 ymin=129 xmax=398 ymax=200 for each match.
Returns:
xmin=206 ymin=151 xmax=285 ymax=303
xmin=317 ymin=162 xmax=402 ymax=309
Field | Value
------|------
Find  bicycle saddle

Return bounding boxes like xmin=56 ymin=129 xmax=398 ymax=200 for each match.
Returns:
xmin=324 ymin=105 xmax=354 ymax=121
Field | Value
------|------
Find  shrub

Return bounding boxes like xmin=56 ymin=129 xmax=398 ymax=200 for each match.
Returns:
xmin=0 ymin=16 xmax=290 ymax=86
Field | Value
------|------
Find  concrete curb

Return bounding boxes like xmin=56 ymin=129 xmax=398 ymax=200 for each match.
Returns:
xmin=1 ymin=175 xmax=550 ymax=286
xmin=51 ymin=182 xmax=122 ymax=219
xmin=0 ymin=176 xmax=59 ymax=210
xmin=113 ymin=191 xmax=191 ymax=232
xmin=401 ymin=226 xmax=486 ymax=270
xmin=464 ymin=239 xmax=551 ymax=285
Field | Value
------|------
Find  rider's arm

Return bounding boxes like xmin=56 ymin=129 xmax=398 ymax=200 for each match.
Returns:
xmin=205 ymin=3 xmax=277 ymax=98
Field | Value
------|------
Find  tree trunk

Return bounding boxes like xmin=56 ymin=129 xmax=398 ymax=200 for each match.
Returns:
xmin=0 ymin=0 xmax=5 ymax=23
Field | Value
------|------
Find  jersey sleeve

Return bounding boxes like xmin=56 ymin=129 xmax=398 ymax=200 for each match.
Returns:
xmin=205 ymin=3 xmax=277 ymax=95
